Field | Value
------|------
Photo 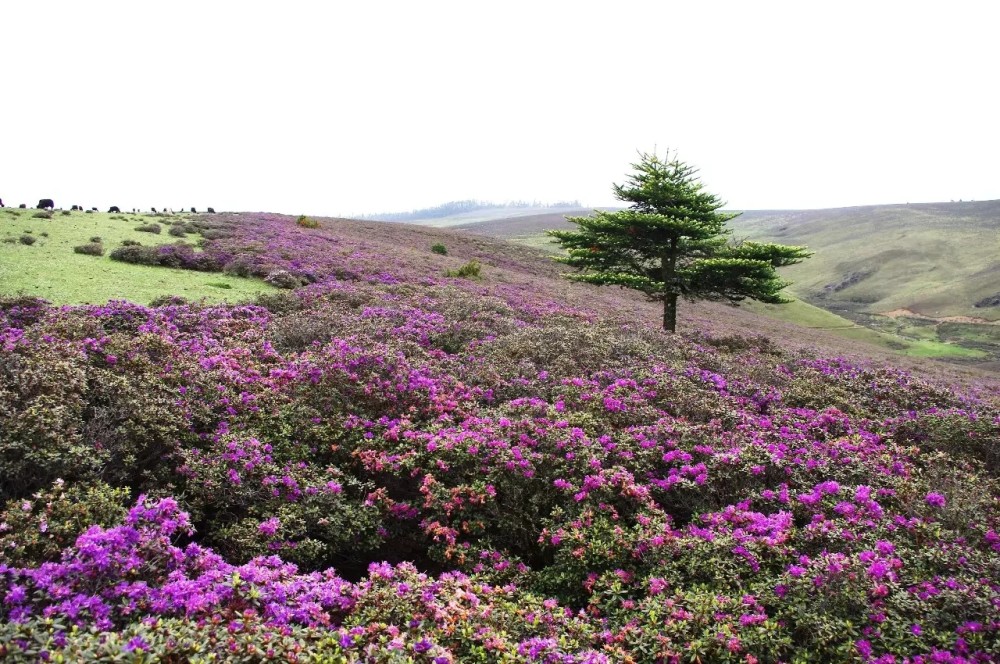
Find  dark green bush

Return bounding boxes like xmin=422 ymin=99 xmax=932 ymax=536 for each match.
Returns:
xmin=31 ymin=211 xmax=52 ymax=219
xmin=136 ymin=223 xmax=162 ymax=234
xmin=18 ymin=235 xmax=36 ymax=245
xmin=0 ymin=479 xmax=130 ymax=565
xmin=444 ymin=259 xmax=482 ymax=279
xmin=431 ymin=243 xmax=448 ymax=255
xmin=199 ymin=228 xmax=230 ymax=240
xmin=297 ymin=214 xmax=320 ymax=229
xmin=149 ymin=294 xmax=189 ymax=307
xmin=109 ymin=244 xmax=161 ymax=266
xmin=0 ymin=337 xmax=97 ymax=500
xmin=120 ymin=239 xmax=142 ymax=247
xmin=73 ymin=242 xmax=105 ymax=256
xmin=264 ymin=269 xmax=302 ymax=289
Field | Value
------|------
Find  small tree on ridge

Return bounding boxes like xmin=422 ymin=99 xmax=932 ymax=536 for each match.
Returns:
xmin=549 ymin=150 xmax=811 ymax=332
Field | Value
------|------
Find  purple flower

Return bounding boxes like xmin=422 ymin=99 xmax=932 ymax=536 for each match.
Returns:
xmin=925 ymin=492 xmax=947 ymax=508
xmin=123 ymin=637 xmax=149 ymax=653
xmin=258 ymin=517 xmax=280 ymax=537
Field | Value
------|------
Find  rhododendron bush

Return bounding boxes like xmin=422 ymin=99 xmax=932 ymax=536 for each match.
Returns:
xmin=1 ymin=213 xmax=999 ymax=662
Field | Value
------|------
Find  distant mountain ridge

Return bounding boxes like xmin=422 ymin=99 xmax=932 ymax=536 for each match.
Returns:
xmin=360 ymin=199 xmax=582 ymax=223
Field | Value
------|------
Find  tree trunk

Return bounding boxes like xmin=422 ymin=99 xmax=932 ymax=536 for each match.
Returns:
xmin=661 ymin=239 xmax=678 ymax=332
xmin=663 ymin=293 xmax=677 ymax=333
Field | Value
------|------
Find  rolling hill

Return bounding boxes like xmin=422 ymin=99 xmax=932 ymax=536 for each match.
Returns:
xmin=732 ymin=200 xmax=1000 ymax=320
xmin=440 ymin=199 xmax=1000 ymax=365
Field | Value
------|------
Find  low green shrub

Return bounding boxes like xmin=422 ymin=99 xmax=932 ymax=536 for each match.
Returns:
xmin=18 ymin=235 xmax=36 ymax=246
xmin=136 ymin=223 xmax=162 ymax=234
xmin=109 ymin=244 xmax=161 ymax=266
xmin=431 ymin=243 xmax=448 ymax=255
xmin=297 ymin=215 xmax=320 ymax=229
xmin=73 ymin=242 xmax=105 ymax=256
xmin=0 ymin=479 xmax=130 ymax=565
xmin=148 ymin=294 xmax=189 ymax=307
xmin=264 ymin=269 xmax=302 ymax=289
xmin=444 ymin=259 xmax=482 ymax=279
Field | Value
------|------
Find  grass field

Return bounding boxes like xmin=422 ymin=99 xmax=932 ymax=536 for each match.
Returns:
xmin=446 ymin=221 xmax=990 ymax=361
xmin=743 ymin=296 xmax=986 ymax=359
xmin=732 ymin=200 xmax=1000 ymax=320
xmin=0 ymin=207 xmax=275 ymax=304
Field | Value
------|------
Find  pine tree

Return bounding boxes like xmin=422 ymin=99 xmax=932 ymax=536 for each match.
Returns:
xmin=549 ymin=150 xmax=812 ymax=332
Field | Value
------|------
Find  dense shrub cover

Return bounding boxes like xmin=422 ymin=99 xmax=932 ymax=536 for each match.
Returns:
xmin=1 ymin=213 xmax=999 ymax=662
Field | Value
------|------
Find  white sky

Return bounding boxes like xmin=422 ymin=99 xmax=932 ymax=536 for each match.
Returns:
xmin=2 ymin=1 xmax=997 ymax=216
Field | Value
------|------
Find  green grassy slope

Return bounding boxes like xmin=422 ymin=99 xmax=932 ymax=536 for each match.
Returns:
xmin=732 ymin=200 xmax=1000 ymax=319
xmin=433 ymin=201 xmax=1000 ymax=364
xmin=742 ymin=297 xmax=985 ymax=359
xmin=0 ymin=208 xmax=275 ymax=305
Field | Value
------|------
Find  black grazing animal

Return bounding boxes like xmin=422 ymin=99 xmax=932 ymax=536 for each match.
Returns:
xmin=19 ymin=203 xmax=27 ymax=209
xmin=151 ymin=207 xmax=158 ymax=213
xmin=91 ymin=207 xmax=98 ymax=211
xmin=108 ymin=206 xmax=121 ymax=213
xmin=71 ymin=205 xmax=80 ymax=211
xmin=37 ymin=199 xmax=54 ymax=210
xmin=0 ymin=198 xmax=4 ymax=207
xmin=190 ymin=207 xmax=197 ymax=213
xmin=207 ymin=207 xmax=215 ymax=214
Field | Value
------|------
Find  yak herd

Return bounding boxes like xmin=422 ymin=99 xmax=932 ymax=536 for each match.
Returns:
xmin=0 ymin=198 xmax=215 ymax=215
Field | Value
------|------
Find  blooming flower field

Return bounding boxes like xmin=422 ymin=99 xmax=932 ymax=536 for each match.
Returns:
xmin=1 ymin=213 xmax=998 ymax=662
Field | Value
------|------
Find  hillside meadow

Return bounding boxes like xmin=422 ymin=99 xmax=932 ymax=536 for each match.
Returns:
xmin=734 ymin=201 xmax=1000 ymax=363
xmin=0 ymin=208 xmax=277 ymax=304
xmin=1 ymin=210 xmax=999 ymax=662
xmin=447 ymin=207 xmax=996 ymax=364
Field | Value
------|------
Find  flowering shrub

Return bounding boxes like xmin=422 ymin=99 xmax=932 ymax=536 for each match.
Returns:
xmin=1 ymin=212 xmax=999 ymax=661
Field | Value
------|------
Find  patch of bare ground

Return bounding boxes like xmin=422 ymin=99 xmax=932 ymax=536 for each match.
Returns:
xmin=881 ymin=308 xmax=1000 ymax=325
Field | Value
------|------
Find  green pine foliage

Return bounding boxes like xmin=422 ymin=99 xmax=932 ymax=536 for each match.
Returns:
xmin=549 ymin=150 xmax=812 ymax=331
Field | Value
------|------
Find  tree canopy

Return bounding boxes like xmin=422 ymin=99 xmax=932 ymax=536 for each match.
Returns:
xmin=549 ymin=150 xmax=812 ymax=332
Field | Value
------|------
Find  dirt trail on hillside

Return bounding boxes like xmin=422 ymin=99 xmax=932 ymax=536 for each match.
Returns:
xmin=881 ymin=308 xmax=1000 ymax=325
